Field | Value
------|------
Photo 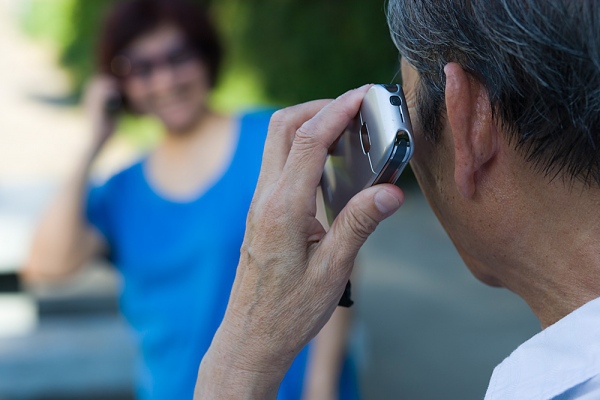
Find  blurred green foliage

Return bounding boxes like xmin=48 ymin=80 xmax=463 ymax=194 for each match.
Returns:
xmin=228 ymin=0 xmax=400 ymax=104
xmin=20 ymin=0 xmax=119 ymax=99
xmin=20 ymin=0 xmax=76 ymax=45
xmin=20 ymin=0 xmax=400 ymax=110
xmin=59 ymin=1 xmax=120 ymax=96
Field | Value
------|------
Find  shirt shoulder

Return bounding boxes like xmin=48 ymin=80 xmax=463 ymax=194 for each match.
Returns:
xmin=237 ymin=108 xmax=275 ymax=150
xmin=229 ymin=109 xmax=276 ymax=183
xmin=485 ymin=297 xmax=600 ymax=400
xmin=553 ymin=375 xmax=600 ymax=400
xmin=240 ymin=108 xmax=275 ymax=131
xmin=97 ymin=158 xmax=146 ymax=190
xmin=85 ymin=158 xmax=146 ymax=241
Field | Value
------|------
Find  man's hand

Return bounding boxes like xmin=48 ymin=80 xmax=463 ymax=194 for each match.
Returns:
xmin=195 ymin=85 xmax=405 ymax=399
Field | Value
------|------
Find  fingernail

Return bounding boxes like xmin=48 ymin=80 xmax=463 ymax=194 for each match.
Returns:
xmin=354 ymin=84 xmax=372 ymax=91
xmin=374 ymin=189 xmax=401 ymax=215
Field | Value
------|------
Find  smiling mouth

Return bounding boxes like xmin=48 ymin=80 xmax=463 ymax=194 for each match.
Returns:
xmin=152 ymin=86 xmax=192 ymax=110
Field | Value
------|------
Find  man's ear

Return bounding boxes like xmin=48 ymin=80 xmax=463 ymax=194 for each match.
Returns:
xmin=444 ymin=63 xmax=497 ymax=198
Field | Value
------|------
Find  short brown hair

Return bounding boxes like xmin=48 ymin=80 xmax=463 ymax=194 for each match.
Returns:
xmin=97 ymin=0 xmax=223 ymax=88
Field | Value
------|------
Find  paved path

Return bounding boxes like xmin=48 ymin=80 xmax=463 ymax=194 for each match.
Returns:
xmin=0 ymin=314 xmax=136 ymax=399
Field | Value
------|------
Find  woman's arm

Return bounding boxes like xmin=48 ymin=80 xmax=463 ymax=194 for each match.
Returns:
xmin=302 ymin=306 xmax=352 ymax=400
xmin=25 ymin=152 xmax=106 ymax=281
xmin=23 ymin=77 xmax=117 ymax=282
xmin=301 ymin=186 xmax=354 ymax=400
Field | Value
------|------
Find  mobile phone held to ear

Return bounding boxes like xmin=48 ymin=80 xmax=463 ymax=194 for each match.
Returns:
xmin=321 ymin=84 xmax=414 ymax=308
xmin=321 ymin=84 xmax=414 ymax=224
xmin=104 ymin=93 xmax=123 ymax=117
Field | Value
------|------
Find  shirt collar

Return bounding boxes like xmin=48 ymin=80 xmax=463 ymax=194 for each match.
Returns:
xmin=485 ymin=296 xmax=600 ymax=399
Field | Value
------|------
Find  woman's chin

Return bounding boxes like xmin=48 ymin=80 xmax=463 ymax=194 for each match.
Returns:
xmin=160 ymin=113 xmax=199 ymax=134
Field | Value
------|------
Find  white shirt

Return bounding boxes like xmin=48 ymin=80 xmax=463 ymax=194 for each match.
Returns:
xmin=485 ymin=297 xmax=600 ymax=400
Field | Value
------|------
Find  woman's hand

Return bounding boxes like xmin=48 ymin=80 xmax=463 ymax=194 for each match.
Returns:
xmin=83 ymin=75 xmax=121 ymax=152
xmin=196 ymin=85 xmax=405 ymax=399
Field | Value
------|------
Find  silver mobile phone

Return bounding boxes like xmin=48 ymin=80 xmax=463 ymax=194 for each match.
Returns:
xmin=321 ymin=84 xmax=414 ymax=224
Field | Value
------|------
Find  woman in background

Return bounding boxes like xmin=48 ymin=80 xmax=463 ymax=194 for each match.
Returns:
xmin=25 ymin=0 xmax=358 ymax=399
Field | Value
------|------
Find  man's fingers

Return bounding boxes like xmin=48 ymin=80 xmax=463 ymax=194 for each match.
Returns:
xmin=257 ymin=100 xmax=332 ymax=190
xmin=320 ymin=184 xmax=404 ymax=275
xmin=280 ymin=85 xmax=372 ymax=194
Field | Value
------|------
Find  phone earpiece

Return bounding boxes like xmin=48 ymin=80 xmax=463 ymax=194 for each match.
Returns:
xmin=104 ymin=94 xmax=123 ymax=116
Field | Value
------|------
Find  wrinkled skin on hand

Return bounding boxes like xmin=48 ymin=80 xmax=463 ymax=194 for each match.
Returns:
xmin=196 ymin=85 xmax=405 ymax=399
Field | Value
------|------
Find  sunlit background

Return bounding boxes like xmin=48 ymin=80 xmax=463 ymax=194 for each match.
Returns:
xmin=0 ymin=1 xmax=540 ymax=399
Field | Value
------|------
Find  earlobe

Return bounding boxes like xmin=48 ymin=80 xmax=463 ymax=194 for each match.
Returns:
xmin=444 ymin=63 xmax=496 ymax=199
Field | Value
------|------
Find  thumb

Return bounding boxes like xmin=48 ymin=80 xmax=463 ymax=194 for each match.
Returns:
xmin=322 ymin=184 xmax=404 ymax=268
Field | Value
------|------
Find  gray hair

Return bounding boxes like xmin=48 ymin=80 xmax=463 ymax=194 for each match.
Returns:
xmin=387 ymin=0 xmax=600 ymax=186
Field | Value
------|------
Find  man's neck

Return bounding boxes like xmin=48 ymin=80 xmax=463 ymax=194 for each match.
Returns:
xmin=498 ymin=180 xmax=600 ymax=329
